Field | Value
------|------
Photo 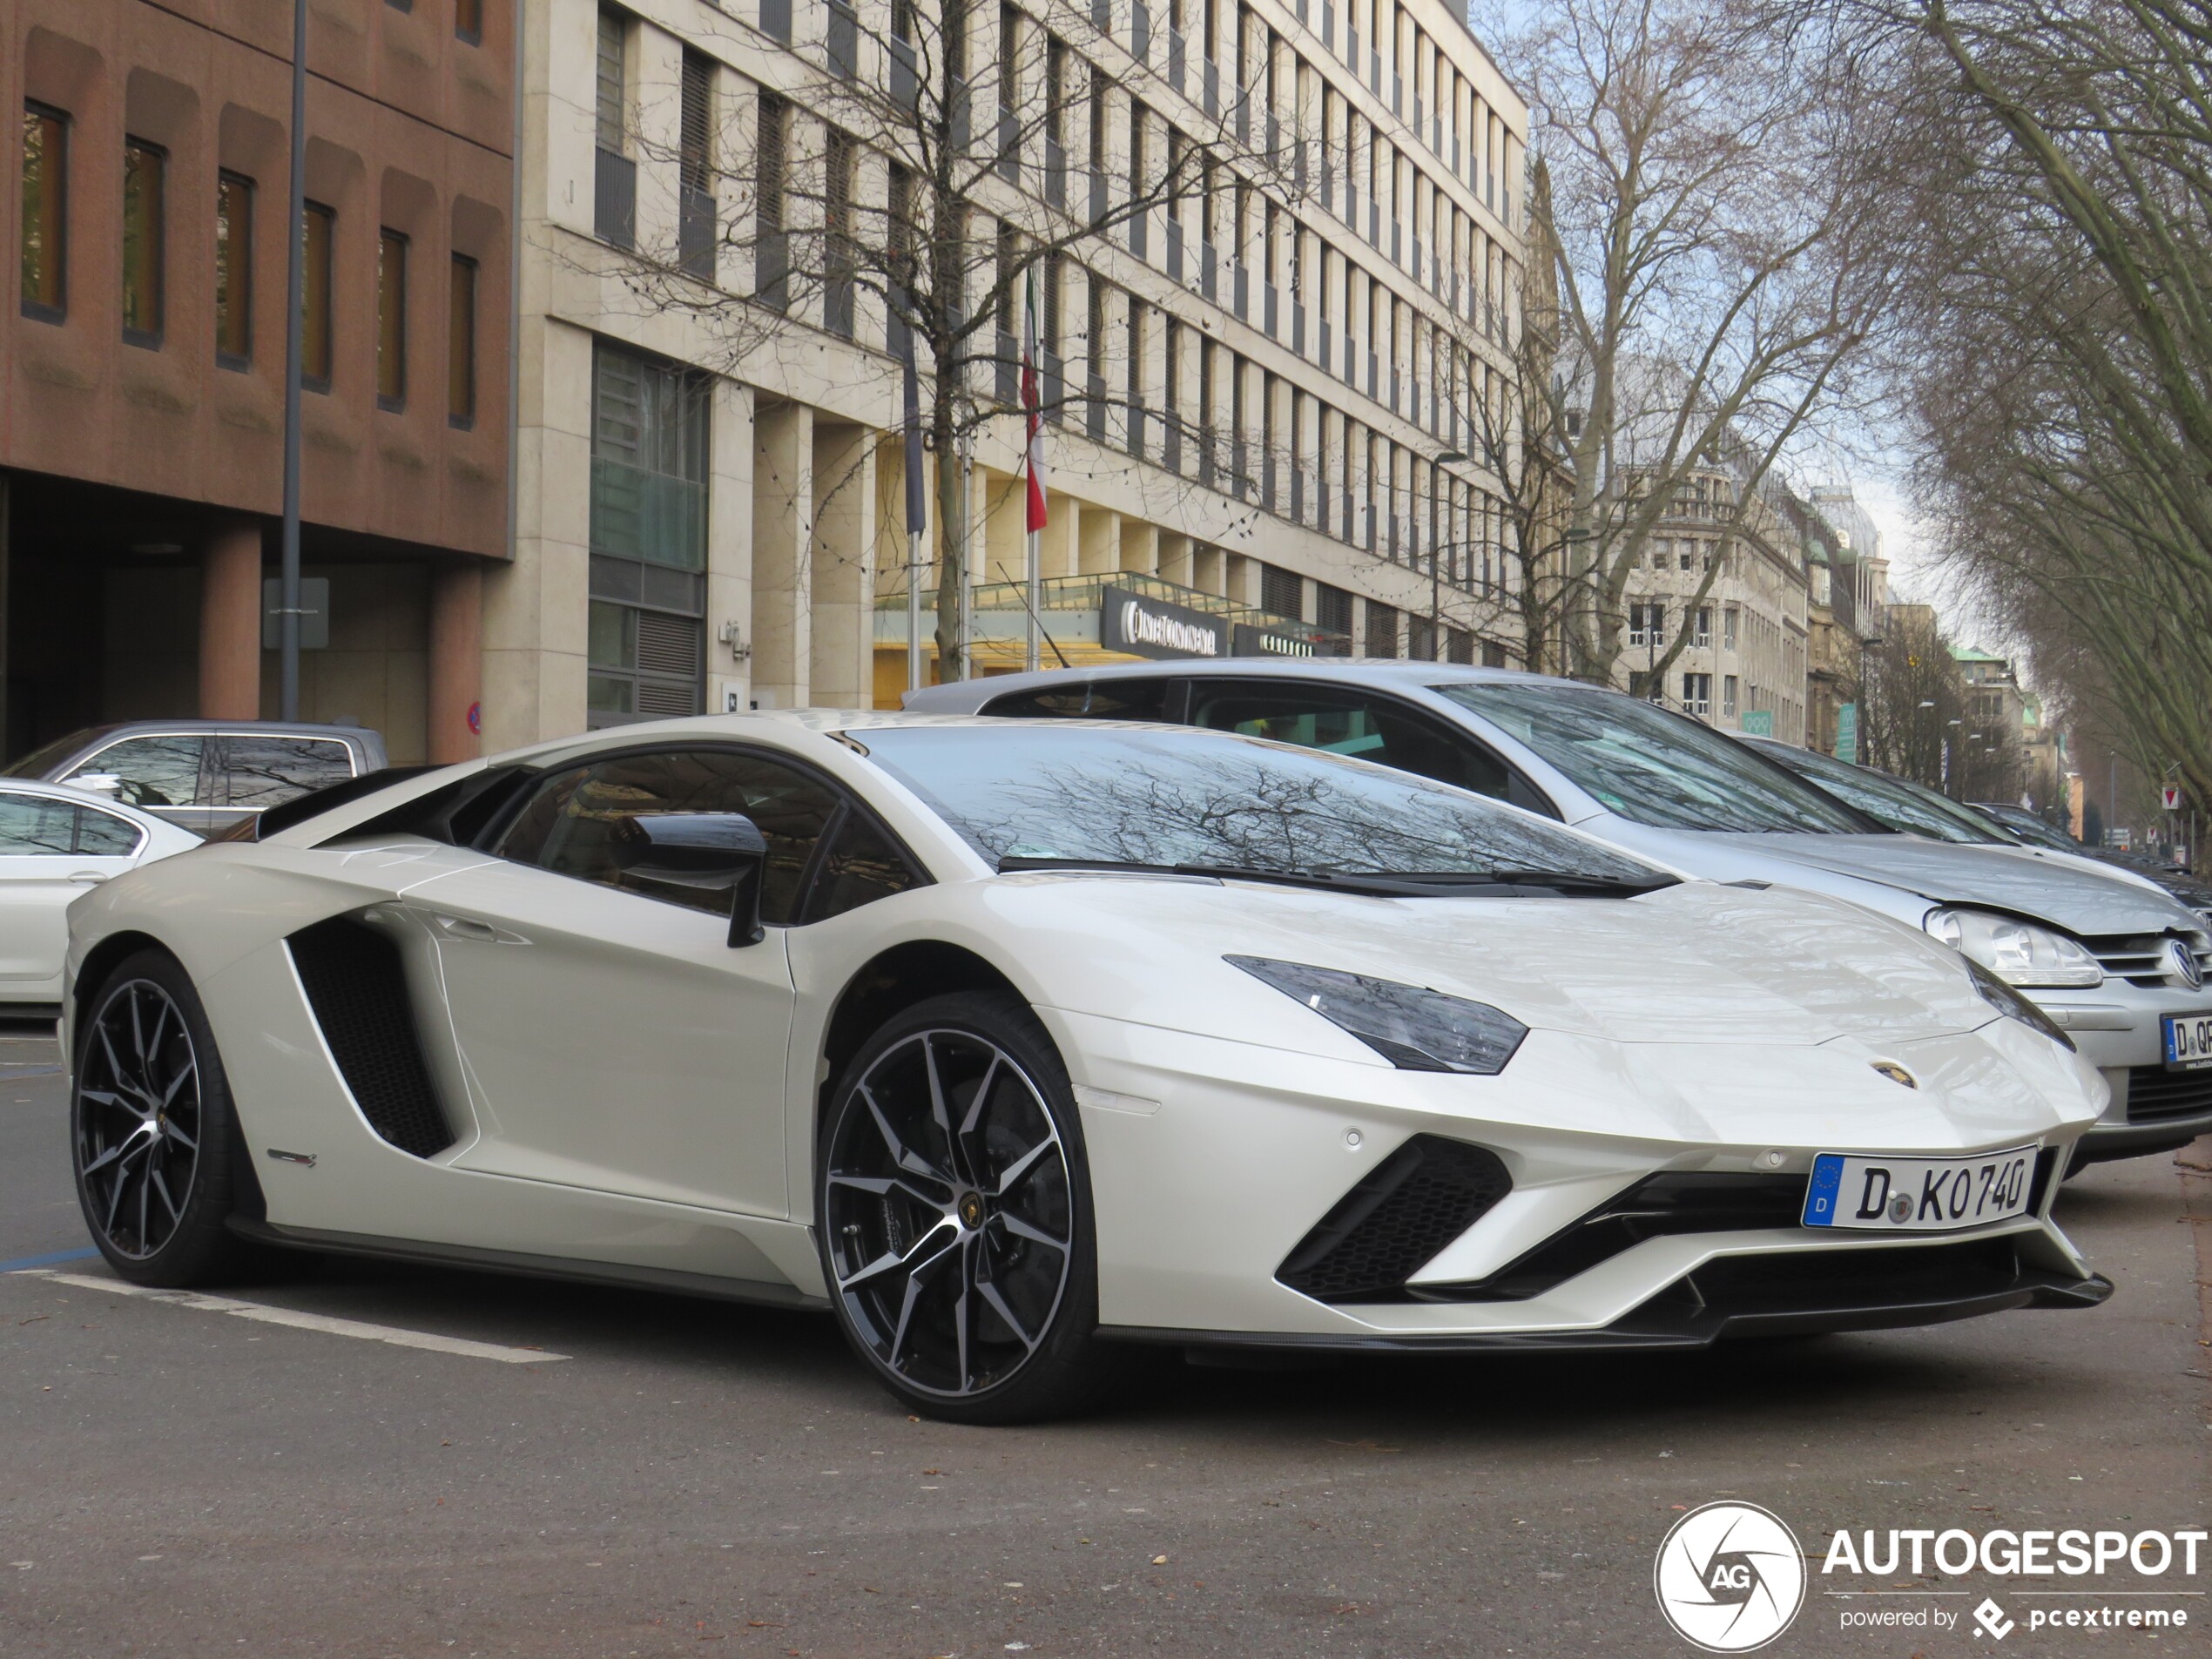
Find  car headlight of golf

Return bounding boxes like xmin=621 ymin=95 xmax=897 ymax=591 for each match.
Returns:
xmin=1924 ymin=907 xmax=2103 ymax=988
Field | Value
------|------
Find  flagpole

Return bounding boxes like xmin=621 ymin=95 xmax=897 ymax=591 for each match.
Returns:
xmin=1022 ymin=266 xmax=1047 ymax=674
xmin=1024 ymin=527 xmax=1041 ymax=672
xmin=900 ymin=306 xmax=927 ymax=696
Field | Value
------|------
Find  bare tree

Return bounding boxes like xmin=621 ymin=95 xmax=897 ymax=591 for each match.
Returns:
xmin=1469 ymin=0 xmax=1892 ymax=690
xmin=1793 ymin=0 xmax=2212 ymax=808
xmin=580 ymin=0 xmax=1299 ymax=680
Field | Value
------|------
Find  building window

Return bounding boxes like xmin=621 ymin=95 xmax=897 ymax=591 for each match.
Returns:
xmin=448 ymin=253 xmax=476 ymax=427
xmin=1723 ymin=605 xmax=1738 ymax=651
xmin=594 ymin=7 xmax=635 ymax=247
xmin=122 ymin=138 xmax=165 ymax=346
xmin=1693 ymin=605 xmax=1710 ymax=648
xmin=1260 ymin=563 xmax=1303 ymax=621
xmin=1723 ymin=674 xmax=1738 ymax=718
xmin=21 ymin=104 xmax=68 ymax=322
xmin=215 ymin=172 xmax=253 ymax=368
xmin=301 ymin=201 xmax=334 ymax=388
xmin=456 ymin=0 xmax=484 ymax=43
xmin=1364 ymin=600 xmax=1398 ymax=658
xmin=1683 ymin=672 xmax=1712 ymax=717
xmin=589 ymin=341 xmax=708 ymax=725
xmin=377 ymin=229 xmax=408 ymax=409
xmin=1628 ymin=600 xmax=1663 ymax=647
xmin=1678 ymin=542 xmax=1695 ymax=572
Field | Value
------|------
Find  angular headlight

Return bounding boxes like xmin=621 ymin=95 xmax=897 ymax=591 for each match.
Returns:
xmin=1962 ymin=957 xmax=2075 ymax=1051
xmin=1227 ymin=956 xmax=1527 ymax=1075
xmin=1924 ymin=907 xmax=2103 ymax=988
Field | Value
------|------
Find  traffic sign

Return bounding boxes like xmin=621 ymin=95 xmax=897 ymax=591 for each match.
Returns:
xmin=2162 ymin=786 xmax=2182 ymax=812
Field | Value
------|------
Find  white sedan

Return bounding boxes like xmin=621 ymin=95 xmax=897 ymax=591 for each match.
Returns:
xmin=0 ymin=779 xmax=199 ymax=1012
xmin=62 ymin=714 xmax=2112 ymax=1421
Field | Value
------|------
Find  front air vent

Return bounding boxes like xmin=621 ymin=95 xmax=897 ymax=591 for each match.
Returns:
xmin=1277 ymin=1135 xmax=1512 ymax=1303
xmin=2127 ymin=1064 xmax=2212 ymax=1125
xmin=287 ymin=916 xmax=455 ymax=1158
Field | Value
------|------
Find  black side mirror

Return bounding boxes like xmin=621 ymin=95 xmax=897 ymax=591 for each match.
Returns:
xmin=609 ymin=812 xmax=770 ymax=947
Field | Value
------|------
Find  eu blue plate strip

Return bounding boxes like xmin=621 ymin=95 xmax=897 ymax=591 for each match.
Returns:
xmin=0 ymin=1245 xmax=99 ymax=1272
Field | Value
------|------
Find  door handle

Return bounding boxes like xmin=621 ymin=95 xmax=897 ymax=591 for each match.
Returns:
xmin=435 ymin=915 xmax=502 ymax=943
xmin=69 ymin=872 xmax=109 ymax=885
xmin=433 ymin=914 xmax=525 ymax=945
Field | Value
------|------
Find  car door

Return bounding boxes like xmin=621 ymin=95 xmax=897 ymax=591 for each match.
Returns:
xmin=214 ymin=733 xmax=361 ymax=832
xmin=60 ymin=733 xmax=218 ymax=833
xmin=1184 ymin=679 xmax=1556 ymax=813
xmin=405 ymin=745 xmax=841 ymax=1218
xmin=0 ymin=791 xmax=144 ymax=988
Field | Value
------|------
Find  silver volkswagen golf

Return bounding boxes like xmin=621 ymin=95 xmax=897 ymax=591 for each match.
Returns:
xmin=910 ymin=660 xmax=2212 ymax=1166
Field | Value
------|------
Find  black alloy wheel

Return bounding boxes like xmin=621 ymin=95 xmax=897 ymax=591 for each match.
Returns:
xmin=71 ymin=950 xmax=258 ymax=1286
xmin=819 ymin=991 xmax=1117 ymax=1423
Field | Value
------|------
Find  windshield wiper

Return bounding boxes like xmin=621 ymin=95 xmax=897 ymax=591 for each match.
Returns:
xmin=994 ymin=856 xmax=1675 ymax=899
xmin=995 ymin=856 xmax=1469 ymax=897
xmin=1480 ymin=867 xmax=1680 ymax=896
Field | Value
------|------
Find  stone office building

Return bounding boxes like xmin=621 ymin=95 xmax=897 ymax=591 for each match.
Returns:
xmin=504 ymin=0 xmax=1532 ymax=739
xmin=1 ymin=0 xmax=512 ymax=765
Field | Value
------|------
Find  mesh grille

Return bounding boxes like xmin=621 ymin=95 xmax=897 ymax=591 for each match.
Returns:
xmin=1277 ymin=1136 xmax=1511 ymax=1303
xmin=288 ymin=916 xmax=455 ymax=1159
xmin=2127 ymin=1064 xmax=2212 ymax=1124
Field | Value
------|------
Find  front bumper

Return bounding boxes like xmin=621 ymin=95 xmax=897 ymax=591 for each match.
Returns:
xmin=1054 ymin=1010 xmax=2108 ymax=1345
xmin=1105 ymin=1247 xmax=2114 ymax=1357
xmin=2038 ymin=988 xmax=2212 ymax=1157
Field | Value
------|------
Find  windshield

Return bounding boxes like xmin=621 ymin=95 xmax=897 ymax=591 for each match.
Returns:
xmin=1435 ymin=683 xmax=1874 ymax=834
xmin=856 ymin=725 xmax=1664 ymax=883
xmin=1753 ymin=745 xmax=2008 ymax=844
xmin=1979 ymin=805 xmax=2079 ymax=852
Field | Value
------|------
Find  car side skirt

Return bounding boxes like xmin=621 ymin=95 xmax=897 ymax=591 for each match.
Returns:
xmin=225 ymin=1217 xmax=832 ymax=1312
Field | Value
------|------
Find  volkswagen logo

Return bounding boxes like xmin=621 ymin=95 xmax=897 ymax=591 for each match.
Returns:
xmin=1653 ymin=1501 xmax=1806 ymax=1652
xmin=2167 ymin=937 xmax=2204 ymax=991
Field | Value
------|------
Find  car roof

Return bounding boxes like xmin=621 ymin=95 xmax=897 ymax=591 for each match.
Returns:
xmin=45 ymin=719 xmax=375 ymax=743
xmin=906 ymin=658 xmax=1561 ymax=704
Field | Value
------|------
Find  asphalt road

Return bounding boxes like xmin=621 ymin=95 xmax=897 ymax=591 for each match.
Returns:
xmin=3 ymin=1017 xmax=2207 ymax=1658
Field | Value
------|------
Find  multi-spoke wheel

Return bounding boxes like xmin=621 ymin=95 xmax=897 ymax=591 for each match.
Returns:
xmin=819 ymin=991 xmax=1116 ymax=1423
xmin=71 ymin=950 xmax=257 ymax=1286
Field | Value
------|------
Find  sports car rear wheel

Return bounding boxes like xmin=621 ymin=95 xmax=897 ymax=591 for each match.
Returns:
xmin=72 ymin=950 xmax=257 ymax=1287
xmin=819 ymin=991 xmax=1117 ymax=1424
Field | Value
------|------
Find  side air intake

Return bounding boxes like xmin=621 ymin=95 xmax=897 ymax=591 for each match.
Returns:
xmin=1276 ymin=1135 xmax=1512 ymax=1302
xmin=288 ymin=915 xmax=455 ymax=1158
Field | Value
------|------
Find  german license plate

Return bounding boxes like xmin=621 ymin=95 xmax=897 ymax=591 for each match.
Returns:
xmin=2162 ymin=1011 xmax=2212 ymax=1070
xmin=1802 ymin=1146 xmax=2038 ymax=1231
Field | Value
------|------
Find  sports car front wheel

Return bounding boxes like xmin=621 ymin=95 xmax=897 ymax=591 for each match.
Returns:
xmin=818 ymin=991 xmax=1120 ymax=1424
xmin=72 ymin=950 xmax=259 ymax=1287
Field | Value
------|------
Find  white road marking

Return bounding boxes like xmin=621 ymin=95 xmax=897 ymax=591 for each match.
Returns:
xmin=14 ymin=1271 xmax=569 ymax=1364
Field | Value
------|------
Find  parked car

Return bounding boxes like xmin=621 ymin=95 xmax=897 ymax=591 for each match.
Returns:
xmin=1973 ymin=800 xmax=2209 ymax=898
xmin=909 ymin=662 xmax=2212 ymax=1166
xmin=1743 ymin=739 xmax=2212 ymax=925
xmin=5 ymin=721 xmax=387 ymax=836
xmin=0 ymin=779 xmax=199 ymax=1013
xmin=64 ymin=714 xmax=2111 ymax=1420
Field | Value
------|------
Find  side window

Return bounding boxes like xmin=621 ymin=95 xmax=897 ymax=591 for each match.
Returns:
xmin=0 ymin=793 xmax=78 ymax=853
xmin=1186 ymin=684 xmax=1512 ymax=799
xmin=67 ymin=735 xmax=206 ymax=808
xmin=221 ymin=736 xmax=357 ymax=809
xmin=74 ymin=808 xmax=145 ymax=856
xmin=981 ymin=679 xmax=1176 ymax=721
xmin=494 ymin=748 xmax=840 ymax=925
xmin=811 ymin=811 xmax=921 ymax=921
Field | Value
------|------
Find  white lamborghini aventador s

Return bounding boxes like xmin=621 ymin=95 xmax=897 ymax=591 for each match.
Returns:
xmin=61 ymin=712 xmax=2112 ymax=1421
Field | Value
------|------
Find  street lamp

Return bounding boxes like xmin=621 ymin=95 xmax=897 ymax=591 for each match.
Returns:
xmin=1428 ymin=451 xmax=1467 ymax=659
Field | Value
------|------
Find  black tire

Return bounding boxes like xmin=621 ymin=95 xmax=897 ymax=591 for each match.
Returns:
xmin=71 ymin=949 xmax=260 ymax=1287
xmin=816 ymin=990 xmax=1123 ymax=1425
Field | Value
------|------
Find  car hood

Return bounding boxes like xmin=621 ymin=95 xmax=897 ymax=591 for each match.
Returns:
xmin=978 ymin=872 xmax=1997 ymax=1049
xmin=1702 ymin=833 xmax=2200 ymax=938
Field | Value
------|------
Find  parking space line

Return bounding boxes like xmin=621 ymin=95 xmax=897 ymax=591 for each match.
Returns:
xmin=14 ymin=1270 xmax=570 ymax=1365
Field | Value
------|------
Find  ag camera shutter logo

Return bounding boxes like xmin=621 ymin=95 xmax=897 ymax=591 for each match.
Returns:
xmin=1654 ymin=1501 xmax=1807 ymax=1652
